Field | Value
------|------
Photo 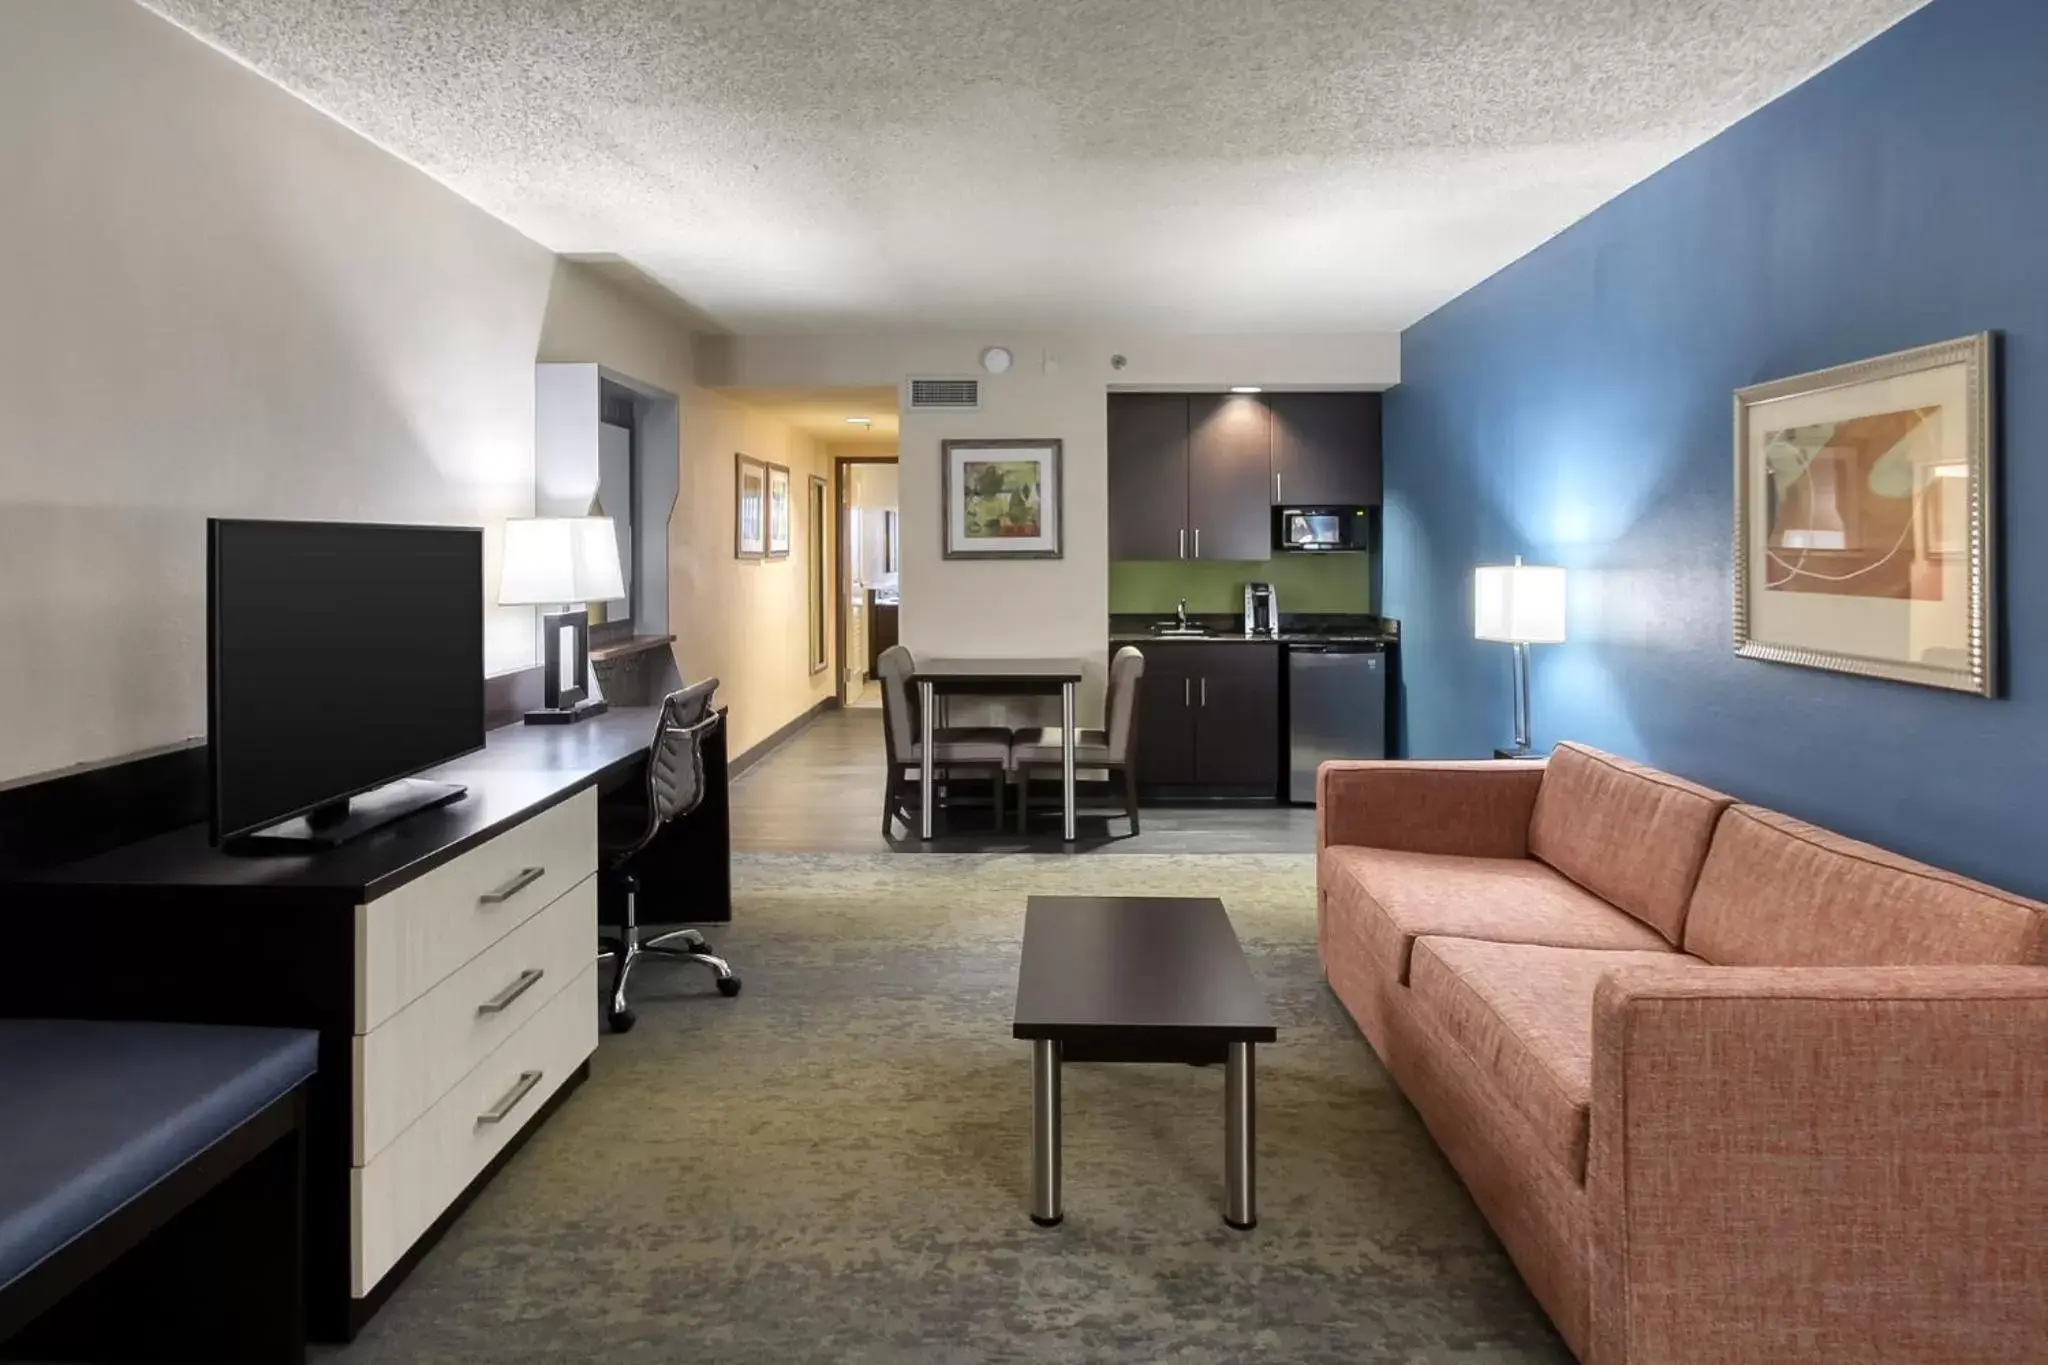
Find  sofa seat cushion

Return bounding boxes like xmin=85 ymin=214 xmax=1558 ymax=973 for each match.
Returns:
xmin=1685 ymin=804 xmax=2048 ymax=967
xmin=1528 ymin=742 xmax=1733 ymax=945
xmin=1410 ymin=938 xmax=1701 ymax=1182
xmin=0 ymin=1020 xmax=318 ymax=1291
xmin=1321 ymin=845 xmax=1675 ymax=988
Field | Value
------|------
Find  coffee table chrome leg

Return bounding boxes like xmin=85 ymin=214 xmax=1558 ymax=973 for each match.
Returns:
xmin=1224 ymin=1041 xmax=1256 ymax=1229
xmin=1031 ymin=1038 xmax=1063 ymax=1226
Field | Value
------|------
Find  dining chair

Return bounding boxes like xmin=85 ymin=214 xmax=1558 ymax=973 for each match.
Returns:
xmin=1013 ymin=646 xmax=1145 ymax=836
xmin=876 ymin=645 xmax=1013 ymax=835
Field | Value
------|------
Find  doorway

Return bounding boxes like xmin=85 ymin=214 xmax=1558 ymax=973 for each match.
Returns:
xmin=835 ymin=454 xmax=899 ymax=708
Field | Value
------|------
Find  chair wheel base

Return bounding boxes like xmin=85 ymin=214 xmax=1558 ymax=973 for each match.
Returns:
xmin=608 ymin=1008 xmax=636 ymax=1033
xmin=717 ymin=976 xmax=743 ymax=998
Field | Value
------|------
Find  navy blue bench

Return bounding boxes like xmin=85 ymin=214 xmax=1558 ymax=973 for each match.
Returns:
xmin=0 ymin=1020 xmax=317 ymax=1363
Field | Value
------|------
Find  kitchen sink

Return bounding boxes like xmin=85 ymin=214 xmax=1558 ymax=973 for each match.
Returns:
xmin=1152 ymin=626 xmax=1211 ymax=637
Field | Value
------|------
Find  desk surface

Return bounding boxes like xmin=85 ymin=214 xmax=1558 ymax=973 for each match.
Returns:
xmin=19 ymin=708 xmax=666 ymax=909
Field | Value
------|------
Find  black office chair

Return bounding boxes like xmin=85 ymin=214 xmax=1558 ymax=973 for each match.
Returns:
xmin=599 ymin=678 xmax=740 ymax=1034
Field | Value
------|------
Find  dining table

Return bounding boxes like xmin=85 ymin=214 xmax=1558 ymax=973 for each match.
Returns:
xmin=910 ymin=657 xmax=1089 ymax=843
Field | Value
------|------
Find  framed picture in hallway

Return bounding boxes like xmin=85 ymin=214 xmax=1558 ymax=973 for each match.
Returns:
xmin=1733 ymin=332 xmax=1997 ymax=696
xmin=766 ymin=462 xmax=792 ymax=558
xmin=735 ymin=454 xmax=767 ymax=559
xmin=941 ymin=439 xmax=1063 ymax=560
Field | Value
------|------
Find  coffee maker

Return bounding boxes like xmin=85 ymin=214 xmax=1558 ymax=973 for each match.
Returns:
xmin=1243 ymin=582 xmax=1278 ymax=636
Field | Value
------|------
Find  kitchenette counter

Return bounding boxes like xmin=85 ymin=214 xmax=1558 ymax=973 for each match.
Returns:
xmin=1108 ymin=612 xmax=1399 ymax=649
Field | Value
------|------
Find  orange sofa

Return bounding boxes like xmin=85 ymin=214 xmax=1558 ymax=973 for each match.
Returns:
xmin=1316 ymin=742 xmax=2048 ymax=1364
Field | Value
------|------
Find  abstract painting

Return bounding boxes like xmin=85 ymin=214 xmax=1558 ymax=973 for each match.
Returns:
xmin=941 ymin=439 xmax=1062 ymax=559
xmin=735 ymin=454 xmax=766 ymax=559
xmin=1735 ymin=333 xmax=1996 ymax=695
xmin=766 ymin=463 xmax=792 ymax=559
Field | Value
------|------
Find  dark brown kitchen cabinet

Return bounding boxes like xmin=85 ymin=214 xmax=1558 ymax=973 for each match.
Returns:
xmin=1187 ymin=394 xmax=1274 ymax=561
xmin=1270 ymin=391 xmax=1382 ymax=506
xmin=1107 ymin=393 xmax=1190 ymax=561
xmin=1108 ymin=393 xmax=1270 ymax=562
xmin=1131 ymin=641 xmax=1280 ymax=798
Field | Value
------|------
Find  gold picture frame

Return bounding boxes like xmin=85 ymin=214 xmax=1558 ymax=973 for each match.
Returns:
xmin=1733 ymin=332 xmax=1997 ymax=696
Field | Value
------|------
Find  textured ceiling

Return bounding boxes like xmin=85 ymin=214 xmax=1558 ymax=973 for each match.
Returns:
xmin=145 ymin=0 xmax=1925 ymax=333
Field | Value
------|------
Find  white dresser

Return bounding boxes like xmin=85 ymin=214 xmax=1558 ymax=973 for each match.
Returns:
xmin=347 ymin=788 xmax=599 ymax=1295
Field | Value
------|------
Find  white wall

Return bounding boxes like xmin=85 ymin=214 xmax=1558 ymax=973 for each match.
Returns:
xmin=708 ymin=330 xmax=1401 ymax=716
xmin=0 ymin=0 xmax=832 ymax=782
xmin=847 ymin=462 xmax=899 ymax=589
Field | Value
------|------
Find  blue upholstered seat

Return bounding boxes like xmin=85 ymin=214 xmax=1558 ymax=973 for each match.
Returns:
xmin=0 ymin=1019 xmax=318 ymax=1291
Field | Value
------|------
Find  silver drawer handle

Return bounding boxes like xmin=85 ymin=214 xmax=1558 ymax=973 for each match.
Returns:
xmin=476 ymin=1069 xmax=543 ymax=1125
xmin=479 ymin=866 xmax=545 ymax=904
xmin=477 ymin=967 xmax=545 ymax=1016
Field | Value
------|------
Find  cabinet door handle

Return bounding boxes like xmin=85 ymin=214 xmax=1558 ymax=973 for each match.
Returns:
xmin=1194 ymin=528 xmax=1201 ymax=558
xmin=1275 ymin=472 xmax=1282 ymax=502
xmin=1178 ymin=528 xmax=1186 ymax=560
xmin=479 ymin=866 xmax=545 ymax=904
xmin=477 ymin=967 xmax=545 ymax=1016
xmin=476 ymin=1069 xmax=543 ymax=1125
xmin=1200 ymin=677 xmax=1208 ymax=707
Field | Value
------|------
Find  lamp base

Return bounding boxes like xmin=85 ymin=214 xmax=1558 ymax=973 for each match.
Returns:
xmin=1493 ymin=745 xmax=1547 ymax=760
xmin=525 ymin=698 xmax=609 ymax=726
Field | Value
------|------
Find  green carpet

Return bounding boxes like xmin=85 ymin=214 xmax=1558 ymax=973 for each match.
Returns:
xmin=322 ymin=854 xmax=1571 ymax=1363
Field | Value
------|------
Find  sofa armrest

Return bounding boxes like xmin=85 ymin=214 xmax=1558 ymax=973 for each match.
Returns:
xmin=1315 ymin=759 xmax=1546 ymax=859
xmin=1587 ymin=965 xmax=2048 ymax=1365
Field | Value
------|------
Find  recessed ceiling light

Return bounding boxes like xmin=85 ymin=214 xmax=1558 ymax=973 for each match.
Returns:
xmin=845 ymin=416 xmax=873 ymax=427
xmin=1231 ymin=385 xmax=1263 ymax=394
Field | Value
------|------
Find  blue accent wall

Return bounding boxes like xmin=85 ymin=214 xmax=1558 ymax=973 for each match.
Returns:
xmin=1382 ymin=0 xmax=2048 ymax=894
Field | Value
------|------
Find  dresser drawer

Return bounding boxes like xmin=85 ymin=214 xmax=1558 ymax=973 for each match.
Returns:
xmin=353 ymin=874 xmax=596 ymax=1164
xmin=350 ymin=961 xmax=596 ymax=1297
xmin=355 ymin=788 xmax=597 ymax=1031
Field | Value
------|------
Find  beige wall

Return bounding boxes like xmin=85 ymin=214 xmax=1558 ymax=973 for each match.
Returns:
xmin=0 ymin=0 xmax=831 ymax=783
xmin=708 ymin=331 xmax=1402 ymax=719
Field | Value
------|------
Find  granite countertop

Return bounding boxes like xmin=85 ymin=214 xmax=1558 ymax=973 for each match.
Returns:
xmin=1108 ymin=612 xmax=1399 ymax=647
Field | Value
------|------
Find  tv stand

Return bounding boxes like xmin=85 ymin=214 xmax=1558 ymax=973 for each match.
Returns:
xmin=241 ymin=778 xmax=467 ymax=850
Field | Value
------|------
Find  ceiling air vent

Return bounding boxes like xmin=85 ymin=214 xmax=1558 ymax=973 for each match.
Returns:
xmin=906 ymin=377 xmax=981 ymax=412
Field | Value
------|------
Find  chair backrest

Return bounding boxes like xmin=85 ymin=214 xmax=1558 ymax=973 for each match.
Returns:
xmin=1105 ymin=646 xmax=1145 ymax=764
xmin=877 ymin=644 xmax=918 ymax=764
xmin=647 ymin=678 xmax=721 ymax=826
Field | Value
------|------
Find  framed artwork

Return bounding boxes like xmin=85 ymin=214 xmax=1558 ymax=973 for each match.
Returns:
xmin=766 ymin=463 xmax=792 ymax=558
xmin=1734 ymin=332 xmax=1997 ymax=696
xmin=807 ymin=476 xmax=830 ymax=673
xmin=941 ymin=439 xmax=1062 ymax=560
xmin=734 ymin=454 xmax=767 ymax=559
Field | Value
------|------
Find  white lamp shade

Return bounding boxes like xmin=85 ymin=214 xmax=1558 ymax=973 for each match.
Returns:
xmin=498 ymin=517 xmax=626 ymax=605
xmin=1474 ymin=563 xmax=1567 ymax=644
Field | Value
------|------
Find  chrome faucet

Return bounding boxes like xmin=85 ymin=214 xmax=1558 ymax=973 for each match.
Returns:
xmin=1176 ymin=597 xmax=1189 ymax=629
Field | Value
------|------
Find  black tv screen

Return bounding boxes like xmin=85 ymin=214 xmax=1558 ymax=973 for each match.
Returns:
xmin=208 ymin=519 xmax=485 ymax=843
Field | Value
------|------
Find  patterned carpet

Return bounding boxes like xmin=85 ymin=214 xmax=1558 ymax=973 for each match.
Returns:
xmin=322 ymin=854 xmax=1571 ymax=1364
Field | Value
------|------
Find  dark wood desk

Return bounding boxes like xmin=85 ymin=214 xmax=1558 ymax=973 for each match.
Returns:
xmin=912 ymin=657 xmax=1087 ymax=842
xmin=0 ymin=705 xmax=727 ymax=1341
xmin=1012 ymin=896 xmax=1276 ymax=1230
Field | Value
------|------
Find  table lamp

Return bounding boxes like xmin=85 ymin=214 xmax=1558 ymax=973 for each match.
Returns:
xmin=500 ymin=516 xmax=626 ymax=725
xmin=1473 ymin=557 xmax=1566 ymax=758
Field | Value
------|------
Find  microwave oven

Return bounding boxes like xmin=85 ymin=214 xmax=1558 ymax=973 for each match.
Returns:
xmin=1274 ymin=505 xmax=1371 ymax=552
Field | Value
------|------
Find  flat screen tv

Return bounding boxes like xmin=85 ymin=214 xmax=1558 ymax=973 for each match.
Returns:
xmin=208 ymin=519 xmax=485 ymax=846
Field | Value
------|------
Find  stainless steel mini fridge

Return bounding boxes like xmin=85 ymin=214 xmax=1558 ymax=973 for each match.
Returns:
xmin=1287 ymin=643 xmax=1388 ymax=803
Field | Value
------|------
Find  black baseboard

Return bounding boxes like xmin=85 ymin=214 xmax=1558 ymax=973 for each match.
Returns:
xmin=729 ymin=697 xmax=838 ymax=779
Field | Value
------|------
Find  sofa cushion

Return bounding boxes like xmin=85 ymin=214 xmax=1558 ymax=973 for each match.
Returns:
xmin=1321 ymin=845 xmax=1674 ymax=988
xmin=1410 ymin=938 xmax=1702 ymax=1182
xmin=1685 ymin=804 xmax=2048 ymax=968
xmin=1528 ymin=742 xmax=1733 ymax=945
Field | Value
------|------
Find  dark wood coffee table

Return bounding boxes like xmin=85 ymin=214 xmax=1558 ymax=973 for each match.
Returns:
xmin=1012 ymin=896 xmax=1278 ymax=1229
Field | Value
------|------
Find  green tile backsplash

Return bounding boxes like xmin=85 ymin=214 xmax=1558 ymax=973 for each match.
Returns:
xmin=1108 ymin=556 xmax=1373 ymax=614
